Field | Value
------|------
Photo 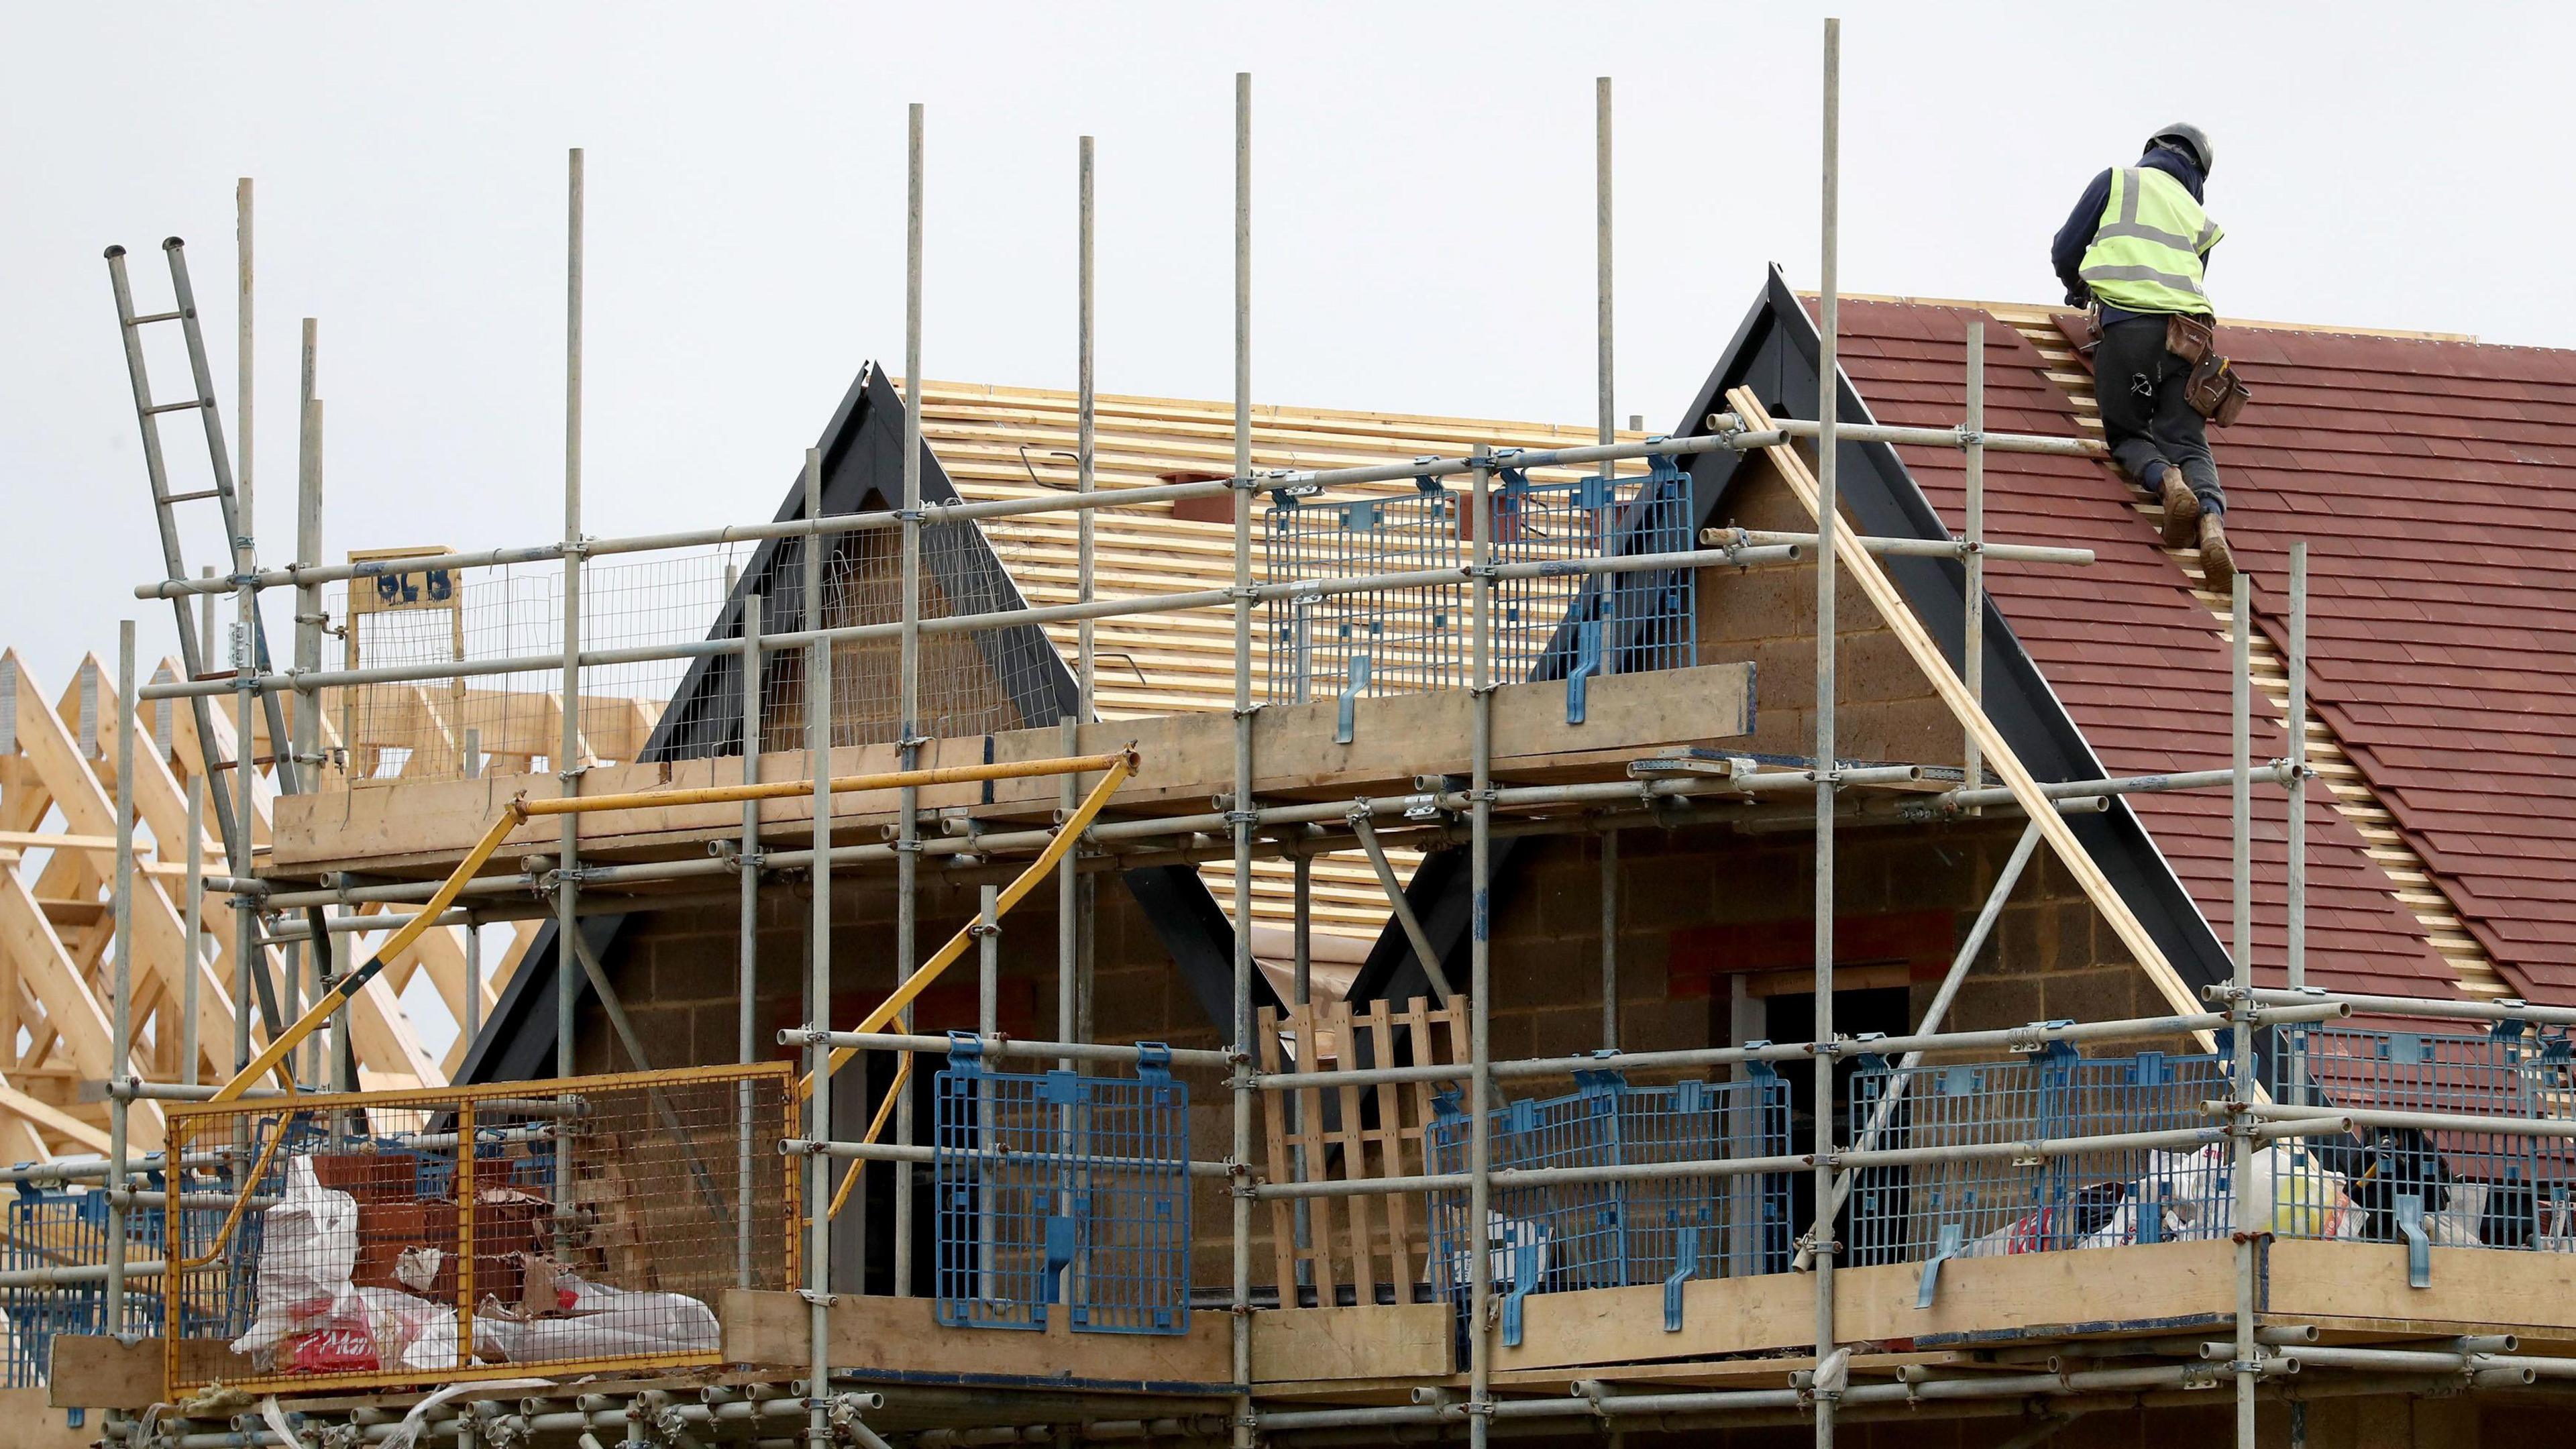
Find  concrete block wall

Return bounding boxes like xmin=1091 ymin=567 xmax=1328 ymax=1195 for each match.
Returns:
xmin=576 ymin=864 xmax=1224 ymax=1077
xmin=581 ymin=863 xmax=1251 ymax=1289
xmin=1477 ymin=813 xmax=2157 ymax=1063
xmin=1697 ymin=453 xmax=1966 ymax=769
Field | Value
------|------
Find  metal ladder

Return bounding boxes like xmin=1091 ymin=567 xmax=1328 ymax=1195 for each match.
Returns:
xmin=103 ymin=236 xmax=303 ymax=1034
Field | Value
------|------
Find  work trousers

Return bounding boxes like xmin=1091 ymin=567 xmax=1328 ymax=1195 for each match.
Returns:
xmin=2095 ymin=313 xmax=2224 ymax=516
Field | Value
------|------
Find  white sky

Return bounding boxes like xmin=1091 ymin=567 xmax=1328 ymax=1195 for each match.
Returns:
xmin=3 ymin=1 xmax=2567 ymax=688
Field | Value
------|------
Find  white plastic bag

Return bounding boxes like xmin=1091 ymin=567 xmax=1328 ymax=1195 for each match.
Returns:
xmin=229 ymin=1155 xmax=361 ymax=1360
xmin=2129 ymin=1143 xmax=2354 ymax=1241
xmin=352 ymin=1285 xmax=462 ymax=1373
xmin=394 ymin=1246 xmax=444 ymax=1293
xmin=226 ymin=1156 xmax=461 ymax=1373
xmin=2131 ymin=1146 xmax=2229 ymax=1241
xmin=1438 ymin=1212 xmax=1550 ymax=1291
xmin=471 ymin=1274 xmax=719 ymax=1364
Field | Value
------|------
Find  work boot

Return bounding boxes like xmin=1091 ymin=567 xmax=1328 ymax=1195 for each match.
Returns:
xmin=2158 ymin=466 xmax=2202 ymax=549
xmin=2199 ymin=513 xmax=2237 ymax=597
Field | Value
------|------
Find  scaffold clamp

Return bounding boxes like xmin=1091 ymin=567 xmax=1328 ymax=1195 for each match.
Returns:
xmin=1134 ymin=1040 xmax=1174 ymax=1085
xmin=2005 ymin=1019 xmax=2079 ymax=1055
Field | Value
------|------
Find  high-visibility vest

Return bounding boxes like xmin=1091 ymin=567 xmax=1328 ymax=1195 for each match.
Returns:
xmin=2078 ymin=166 xmax=2222 ymax=316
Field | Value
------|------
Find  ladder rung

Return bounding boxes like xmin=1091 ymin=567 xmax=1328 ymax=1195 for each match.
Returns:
xmin=143 ymin=398 xmax=209 ymax=416
xmin=161 ymin=488 xmax=225 ymax=504
xmin=125 ymin=309 xmax=187 ymax=327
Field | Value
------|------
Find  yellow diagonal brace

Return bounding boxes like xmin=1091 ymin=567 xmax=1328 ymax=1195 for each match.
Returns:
xmin=825 ymin=1051 xmax=914 ymax=1221
xmin=802 ymin=755 xmax=1135 ymax=1099
xmin=211 ymin=807 xmax=523 ymax=1104
xmin=206 ymin=750 xmax=1127 ymax=1107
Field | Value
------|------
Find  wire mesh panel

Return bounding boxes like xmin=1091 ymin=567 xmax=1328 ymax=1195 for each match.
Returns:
xmin=3 ymin=1184 xmax=189 ymax=1388
xmin=159 ymin=1064 xmax=796 ymax=1397
xmin=1615 ymin=1077 xmax=1791 ymax=1285
xmin=321 ymin=512 xmax=1077 ymax=787
xmin=1424 ymin=1069 xmax=1788 ymax=1343
xmin=1264 ymin=461 xmax=1697 ymax=708
xmin=1265 ymin=480 xmax=1465 ymax=706
xmin=933 ymin=1037 xmax=1191 ymax=1335
xmin=1491 ymin=458 xmax=1697 ymax=708
xmin=2271 ymin=1019 xmax=2576 ymax=1252
xmin=321 ymin=545 xmax=752 ymax=786
xmin=1845 ymin=1046 xmax=2235 ymax=1267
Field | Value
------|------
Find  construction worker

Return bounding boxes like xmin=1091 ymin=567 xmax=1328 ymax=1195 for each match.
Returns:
xmin=2051 ymin=122 xmax=2235 ymax=592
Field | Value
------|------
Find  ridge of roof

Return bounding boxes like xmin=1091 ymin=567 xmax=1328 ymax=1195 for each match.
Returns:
xmin=894 ymin=376 xmax=1645 ymax=443
xmin=1802 ymin=290 xmax=2481 ymax=345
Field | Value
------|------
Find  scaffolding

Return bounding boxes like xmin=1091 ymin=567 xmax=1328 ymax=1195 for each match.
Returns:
xmin=58 ymin=18 xmax=2576 ymax=1449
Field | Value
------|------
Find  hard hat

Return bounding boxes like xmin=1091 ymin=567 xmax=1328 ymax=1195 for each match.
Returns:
xmin=2149 ymin=122 xmax=2214 ymax=176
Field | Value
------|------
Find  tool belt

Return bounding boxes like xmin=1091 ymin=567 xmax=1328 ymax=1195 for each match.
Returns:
xmin=2164 ymin=313 xmax=2251 ymax=427
xmin=2185 ymin=353 xmax=2251 ymax=427
xmin=2163 ymin=312 xmax=2216 ymax=364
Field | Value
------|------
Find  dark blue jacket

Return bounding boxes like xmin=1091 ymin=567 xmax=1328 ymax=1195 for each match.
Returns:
xmin=2051 ymin=146 xmax=2214 ymax=311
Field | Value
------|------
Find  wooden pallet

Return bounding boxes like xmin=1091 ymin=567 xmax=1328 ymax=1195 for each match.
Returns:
xmin=1256 ymin=995 xmax=1466 ymax=1309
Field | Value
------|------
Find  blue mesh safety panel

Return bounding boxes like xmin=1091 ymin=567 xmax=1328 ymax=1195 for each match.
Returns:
xmin=1265 ymin=479 xmax=1464 ymax=706
xmin=1845 ymin=1045 xmax=2233 ymax=1266
xmin=2271 ymin=1020 xmax=2576 ymax=1252
xmin=1423 ymin=1068 xmax=1789 ymax=1333
xmin=934 ymin=1037 xmax=1191 ymax=1334
xmin=3 ymin=1179 xmax=228 ymax=1388
xmin=1265 ymin=458 xmax=1695 ymax=706
xmin=1493 ymin=458 xmax=1697 ymax=709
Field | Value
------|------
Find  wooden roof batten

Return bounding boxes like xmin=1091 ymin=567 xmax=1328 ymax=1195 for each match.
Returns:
xmin=903 ymin=374 xmax=1665 ymax=963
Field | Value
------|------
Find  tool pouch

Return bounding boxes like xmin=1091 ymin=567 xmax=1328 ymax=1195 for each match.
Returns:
xmin=2186 ymin=352 xmax=2252 ymax=427
xmin=2164 ymin=313 xmax=2217 ymax=366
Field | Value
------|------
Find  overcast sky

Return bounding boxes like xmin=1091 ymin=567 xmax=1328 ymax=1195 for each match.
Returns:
xmin=4 ymin=1 xmax=2567 ymax=688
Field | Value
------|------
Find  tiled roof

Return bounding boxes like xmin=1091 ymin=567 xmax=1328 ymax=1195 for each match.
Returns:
xmin=2208 ymin=323 xmax=2576 ymax=998
xmin=1819 ymin=297 xmax=2570 ymax=1004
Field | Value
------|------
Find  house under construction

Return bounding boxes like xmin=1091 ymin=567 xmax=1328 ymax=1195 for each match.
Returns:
xmin=14 ymin=27 xmax=2576 ymax=1449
